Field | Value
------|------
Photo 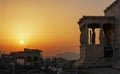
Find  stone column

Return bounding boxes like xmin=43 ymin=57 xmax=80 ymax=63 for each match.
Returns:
xmin=80 ymin=25 xmax=88 ymax=45
xmin=80 ymin=30 xmax=84 ymax=45
xmin=90 ymin=30 xmax=92 ymax=45
xmin=84 ymin=25 xmax=88 ymax=45
xmin=111 ymin=28 xmax=114 ymax=47
xmin=99 ymin=24 xmax=105 ymax=45
xmin=92 ymin=28 xmax=95 ymax=45
xmin=111 ymin=26 xmax=115 ymax=58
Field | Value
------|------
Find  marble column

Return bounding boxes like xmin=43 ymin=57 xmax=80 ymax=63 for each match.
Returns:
xmin=92 ymin=28 xmax=95 ymax=45
xmin=84 ymin=25 xmax=88 ymax=45
xmin=80 ymin=30 xmax=84 ymax=45
xmin=99 ymin=24 xmax=105 ymax=45
xmin=90 ymin=30 xmax=92 ymax=45
xmin=111 ymin=28 xmax=114 ymax=48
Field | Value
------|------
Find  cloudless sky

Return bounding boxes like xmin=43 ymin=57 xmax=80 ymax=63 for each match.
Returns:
xmin=0 ymin=0 xmax=115 ymax=56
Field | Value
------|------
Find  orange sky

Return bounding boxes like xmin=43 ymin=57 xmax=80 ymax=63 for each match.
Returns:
xmin=0 ymin=0 xmax=115 ymax=56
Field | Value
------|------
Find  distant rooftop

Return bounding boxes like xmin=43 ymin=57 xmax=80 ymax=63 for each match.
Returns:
xmin=24 ymin=48 xmax=42 ymax=52
xmin=10 ymin=48 xmax=42 ymax=55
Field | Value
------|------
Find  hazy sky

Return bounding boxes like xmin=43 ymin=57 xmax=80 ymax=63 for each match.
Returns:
xmin=0 ymin=0 xmax=115 ymax=56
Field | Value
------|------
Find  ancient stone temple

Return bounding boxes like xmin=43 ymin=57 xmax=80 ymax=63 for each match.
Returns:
xmin=74 ymin=0 xmax=120 ymax=68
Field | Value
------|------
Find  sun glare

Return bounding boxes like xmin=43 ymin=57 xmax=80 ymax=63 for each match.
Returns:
xmin=20 ymin=40 xmax=24 ymax=45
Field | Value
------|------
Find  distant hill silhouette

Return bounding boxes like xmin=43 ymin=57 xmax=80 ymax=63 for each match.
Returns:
xmin=56 ymin=52 xmax=79 ymax=60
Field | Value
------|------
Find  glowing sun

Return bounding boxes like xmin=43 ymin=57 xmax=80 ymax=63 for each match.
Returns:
xmin=20 ymin=40 xmax=24 ymax=45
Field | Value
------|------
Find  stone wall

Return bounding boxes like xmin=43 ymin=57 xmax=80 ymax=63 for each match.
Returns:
xmin=74 ymin=45 xmax=108 ymax=67
xmin=105 ymin=0 xmax=120 ymax=57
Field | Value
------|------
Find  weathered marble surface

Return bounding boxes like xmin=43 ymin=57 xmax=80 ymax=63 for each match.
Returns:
xmin=75 ymin=0 xmax=120 ymax=69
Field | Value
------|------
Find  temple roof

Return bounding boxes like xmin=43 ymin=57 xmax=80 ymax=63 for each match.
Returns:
xmin=104 ymin=0 xmax=120 ymax=13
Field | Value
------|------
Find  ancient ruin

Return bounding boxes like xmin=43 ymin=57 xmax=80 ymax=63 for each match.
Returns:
xmin=1 ymin=48 xmax=42 ymax=65
xmin=74 ymin=0 xmax=120 ymax=69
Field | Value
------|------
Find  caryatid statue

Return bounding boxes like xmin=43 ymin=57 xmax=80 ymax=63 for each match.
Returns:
xmin=92 ymin=28 xmax=95 ymax=45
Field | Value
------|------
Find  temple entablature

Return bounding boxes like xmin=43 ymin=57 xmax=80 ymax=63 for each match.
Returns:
xmin=78 ymin=16 xmax=115 ymax=30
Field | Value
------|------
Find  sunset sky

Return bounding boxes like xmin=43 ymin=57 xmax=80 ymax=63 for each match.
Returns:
xmin=0 ymin=0 xmax=115 ymax=56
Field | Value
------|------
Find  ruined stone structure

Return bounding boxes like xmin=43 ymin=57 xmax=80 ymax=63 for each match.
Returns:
xmin=1 ymin=48 xmax=42 ymax=65
xmin=74 ymin=0 xmax=120 ymax=68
